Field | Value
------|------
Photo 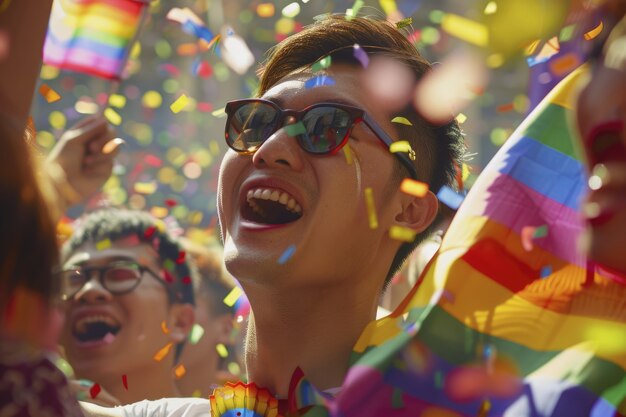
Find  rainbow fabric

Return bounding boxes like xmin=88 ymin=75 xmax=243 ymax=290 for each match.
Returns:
xmin=43 ymin=0 xmax=148 ymax=80
xmin=289 ymin=68 xmax=626 ymax=416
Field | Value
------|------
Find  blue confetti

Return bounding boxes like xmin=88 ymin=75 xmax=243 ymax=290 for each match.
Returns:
xmin=278 ymin=245 xmax=297 ymax=265
xmin=540 ymin=265 xmax=552 ymax=278
xmin=436 ymin=185 xmax=465 ymax=210
xmin=304 ymin=75 xmax=336 ymax=89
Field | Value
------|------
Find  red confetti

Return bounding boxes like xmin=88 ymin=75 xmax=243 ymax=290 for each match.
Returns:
xmin=496 ymin=103 xmax=515 ymax=113
xmin=176 ymin=250 xmax=186 ymax=264
xmin=163 ymin=270 xmax=175 ymax=283
xmin=195 ymin=60 xmax=213 ymax=78
xmin=165 ymin=198 xmax=178 ymax=207
xmin=144 ymin=154 xmax=163 ymax=167
xmin=182 ymin=276 xmax=192 ymax=285
xmin=89 ymin=383 xmax=101 ymax=399
xmin=144 ymin=225 xmax=156 ymax=239
xmin=122 ymin=374 xmax=128 ymax=390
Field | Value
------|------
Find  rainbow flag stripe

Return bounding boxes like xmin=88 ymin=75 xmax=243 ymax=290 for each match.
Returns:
xmin=289 ymin=68 xmax=626 ymax=416
xmin=43 ymin=0 xmax=148 ymax=80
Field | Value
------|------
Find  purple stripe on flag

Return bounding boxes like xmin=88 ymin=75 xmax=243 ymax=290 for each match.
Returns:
xmin=44 ymin=42 xmax=123 ymax=77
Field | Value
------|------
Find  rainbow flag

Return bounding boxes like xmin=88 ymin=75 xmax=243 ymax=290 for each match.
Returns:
xmin=43 ymin=0 xmax=149 ymax=80
xmin=289 ymin=67 xmax=626 ymax=416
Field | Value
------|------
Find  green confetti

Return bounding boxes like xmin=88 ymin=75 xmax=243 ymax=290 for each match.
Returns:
xmin=395 ymin=17 xmax=413 ymax=29
xmin=284 ymin=121 xmax=306 ymax=136
xmin=559 ymin=24 xmax=576 ymax=42
xmin=434 ymin=371 xmax=443 ymax=388
xmin=163 ymin=258 xmax=176 ymax=272
xmin=189 ymin=323 xmax=205 ymax=344
xmin=311 ymin=55 xmax=332 ymax=72
xmin=54 ymin=357 xmax=75 ymax=378
xmin=345 ymin=0 xmax=364 ymax=20
xmin=216 ymin=343 xmax=229 ymax=358
xmin=391 ymin=387 xmax=404 ymax=409
xmin=533 ymin=225 xmax=548 ymax=238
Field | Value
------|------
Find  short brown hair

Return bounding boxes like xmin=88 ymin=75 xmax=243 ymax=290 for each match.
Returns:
xmin=257 ymin=14 xmax=465 ymax=287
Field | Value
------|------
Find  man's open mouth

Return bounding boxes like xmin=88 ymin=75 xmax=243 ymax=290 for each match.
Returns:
xmin=242 ymin=187 xmax=302 ymax=225
xmin=73 ymin=315 xmax=121 ymax=343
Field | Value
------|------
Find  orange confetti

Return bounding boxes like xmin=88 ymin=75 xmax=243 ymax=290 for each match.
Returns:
xmin=549 ymin=52 xmax=581 ymax=76
xmin=584 ymin=21 xmax=603 ymax=41
xmin=153 ymin=342 xmax=173 ymax=362
xmin=496 ymin=103 xmax=515 ymax=113
xmin=39 ymin=83 xmax=61 ymax=103
xmin=161 ymin=321 xmax=170 ymax=334
xmin=174 ymin=364 xmax=186 ymax=379
xmin=177 ymin=43 xmax=198 ymax=56
xmin=256 ymin=3 xmax=275 ymax=17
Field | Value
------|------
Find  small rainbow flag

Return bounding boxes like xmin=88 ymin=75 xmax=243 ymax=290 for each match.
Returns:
xmin=288 ymin=67 xmax=626 ymax=416
xmin=43 ymin=0 xmax=149 ymax=80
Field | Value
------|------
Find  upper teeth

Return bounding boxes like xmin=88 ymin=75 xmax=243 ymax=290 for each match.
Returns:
xmin=75 ymin=315 xmax=119 ymax=331
xmin=247 ymin=188 xmax=302 ymax=214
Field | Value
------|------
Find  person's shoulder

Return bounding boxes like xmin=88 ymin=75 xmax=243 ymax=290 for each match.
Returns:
xmin=81 ymin=398 xmax=211 ymax=417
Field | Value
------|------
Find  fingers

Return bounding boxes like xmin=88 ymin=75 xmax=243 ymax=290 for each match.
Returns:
xmin=61 ymin=115 xmax=109 ymax=143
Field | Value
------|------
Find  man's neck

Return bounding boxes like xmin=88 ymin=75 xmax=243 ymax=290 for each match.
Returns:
xmin=244 ymin=281 xmax=379 ymax=397
xmin=83 ymin=363 xmax=181 ymax=404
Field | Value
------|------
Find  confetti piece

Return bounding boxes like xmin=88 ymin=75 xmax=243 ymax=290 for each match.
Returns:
xmin=353 ymin=44 xmax=369 ymax=68
xmin=311 ymin=56 xmax=332 ymax=72
xmin=153 ymin=342 xmax=173 ymax=362
xmin=434 ymin=371 xmax=443 ymax=388
xmin=211 ymin=107 xmax=226 ymax=117
xmin=278 ymin=244 xmax=297 ymax=264
xmin=89 ymin=383 xmax=101 ymax=399
xmin=223 ymin=286 xmax=243 ymax=307
xmin=176 ymin=251 xmax=186 ymax=264
xmin=191 ymin=389 xmax=202 ymax=397
xmin=174 ymin=364 xmax=186 ymax=379
xmin=133 ymin=181 xmax=158 ymax=195
xmin=549 ymin=52 xmax=581 ymax=76
xmin=144 ymin=225 xmax=156 ymax=239
xmin=108 ymin=94 xmax=126 ymax=108
xmin=389 ymin=226 xmax=417 ymax=242
xmin=346 ymin=0 xmax=364 ymax=20
xmin=104 ymin=107 xmax=122 ymax=126
xmin=282 ymin=2 xmax=300 ymax=18
xmin=364 ymin=187 xmax=378 ymax=229
xmin=161 ymin=321 xmax=170 ymax=334
xmin=221 ymin=30 xmax=255 ymax=75
xmin=533 ymin=225 xmax=548 ymax=238
xmin=182 ymin=276 xmax=192 ymax=284
xmin=584 ymin=21 xmax=603 ymax=41
xmin=342 ymin=144 xmax=353 ymax=165
xmin=216 ymin=343 xmax=229 ymax=358
xmin=96 ymin=238 xmax=111 ymax=251
xmin=170 ymin=94 xmax=189 ymax=114
xmin=391 ymin=116 xmax=412 ymax=126
xmin=483 ymin=1 xmax=497 ymax=14
xmin=441 ymin=14 xmax=488 ymax=47
xmin=436 ymin=185 xmax=464 ymax=210
xmin=559 ymin=24 xmax=575 ymax=42
xmin=163 ymin=258 xmax=175 ymax=272
xmin=38 ymin=83 xmax=61 ymax=103
xmin=540 ymin=265 xmax=552 ymax=278
xmin=477 ymin=399 xmax=491 ymax=417
xmin=304 ymin=75 xmax=335 ymax=89
xmin=395 ymin=17 xmax=412 ymax=29
xmin=164 ymin=198 xmax=177 ymax=207
xmin=122 ymin=374 xmax=128 ymax=390
xmin=284 ymin=121 xmax=306 ymax=136
xmin=256 ymin=3 xmax=275 ymax=17
xmin=456 ymin=113 xmax=467 ymax=124
xmin=389 ymin=141 xmax=413 ymax=156
xmin=189 ymin=323 xmax=205 ymax=344
xmin=400 ymin=179 xmax=429 ymax=197
xmin=496 ymin=103 xmax=515 ymax=113
xmin=392 ymin=387 xmax=404 ymax=408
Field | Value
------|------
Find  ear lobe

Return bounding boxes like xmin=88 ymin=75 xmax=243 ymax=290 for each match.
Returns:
xmin=394 ymin=190 xmax=438 ymax=233
xmin=167 ymin=303 xmax=195 ymax=344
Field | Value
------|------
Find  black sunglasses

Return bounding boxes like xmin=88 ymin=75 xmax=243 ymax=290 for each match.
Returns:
xmin=224 ymin=98 xmax=419 ymax=180
xmin=58 ymin=261 xmax=171 ymax=301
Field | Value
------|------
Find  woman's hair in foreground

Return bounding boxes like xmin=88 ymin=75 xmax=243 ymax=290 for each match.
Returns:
xmin=0 ymin=118 xmax=59 ymax=312
xmin=257 ymin=14 xmax=466 ymax=287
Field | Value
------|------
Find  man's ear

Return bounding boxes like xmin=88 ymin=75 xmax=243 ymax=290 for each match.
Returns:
xmin=167 ymin=303 xmax=195 ymax=343
xmin=213 ymin=313 xmax=235 ymax=345
xmin=394 ymin=190 xmax=438 ymax=233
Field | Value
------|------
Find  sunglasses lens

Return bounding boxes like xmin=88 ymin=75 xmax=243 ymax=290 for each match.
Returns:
xmin=103 ymin=264 xmax=141 ymax=293
xmin=227 ymin=102 xmax=279 ymax=152
xmin=300 ymin=106 xmax=352 ymax=153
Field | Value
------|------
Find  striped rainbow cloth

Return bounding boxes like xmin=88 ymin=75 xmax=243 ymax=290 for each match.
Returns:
xmin=43 ymin=0 xmax=149 ymax=80
xmin=289 ymin=67 xmax=626 ymax=416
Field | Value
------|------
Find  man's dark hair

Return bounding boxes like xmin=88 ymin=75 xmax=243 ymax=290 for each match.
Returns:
xmin=62 ymin=207 xmax=195 ymax=361
xmin=257 ymin=14 xmax=466 ymax=288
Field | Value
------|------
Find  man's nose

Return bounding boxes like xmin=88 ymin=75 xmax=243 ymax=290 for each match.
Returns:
xmin=251 ymin=118 xmax=306 ymax=171
xmin=72 ymin=273 xmax=113 ymax=304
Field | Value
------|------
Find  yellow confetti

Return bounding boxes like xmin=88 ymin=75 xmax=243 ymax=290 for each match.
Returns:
xmin=211 ymin=107 xmax=226 ymax=117
xmin=108 ymin=94 xmax=127 ymax=108
xmin=389 ymin=141 xmax=413 ymax=155
xmin=389 ymin=225 xmax=417 ymax=242
xmin=364 ymin=187 xmax=378 ymax=229
xmin=104 ymin=107 xmax=122 ymax=125
xmin=170 ymin=94 xmax=189 ymax=114
xmin=342 ymin=144 xmax=353 ymax=165
xmin=441 ymin=13 xmax=488 ymax=47
xmin=38 ymin=83 xmax=61 ymax=103
xmin=584 ymin=21 xmax=603 ymax=41
xmin=256 ymin=3 xmax=275 ymax=17
xmin=153 ymin=342 xmax=173 ymax=362
xmin=223 ymin=286 xmax=243 ymax=307
xmin=133 ymin=181 xmax=158 ymax=195
xmin=95 ymin=238 xmax=111 ymax=251
xmin=216 ymin=343 xmax=229 ymax=358
xmin=455 ymin=113 xmax=467 ymax=124
xmin=462 ymin=163 xmax=471 ymax=181
xmin=391 ymin=116 xmax=412 ymax=126
xmin=174 ymin=364 xmax=186 ymax=379
xmin=161 ymin=321 xmax=170 ymax=334
xmin=400 ymin=178 xmax=429 ymax=197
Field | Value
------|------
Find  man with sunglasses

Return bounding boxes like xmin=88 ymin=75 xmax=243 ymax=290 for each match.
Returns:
xmin=59 ymin=208 xmax=196 ymax=405
xmin=80 ymin=14 xmax=464 ymax=416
